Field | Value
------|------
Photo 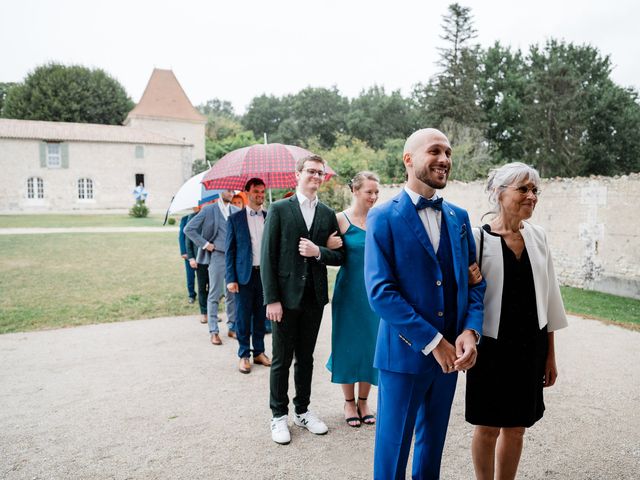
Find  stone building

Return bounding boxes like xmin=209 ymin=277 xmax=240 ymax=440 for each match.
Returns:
xmin=0 ymin=69 xmax=205 ymax=213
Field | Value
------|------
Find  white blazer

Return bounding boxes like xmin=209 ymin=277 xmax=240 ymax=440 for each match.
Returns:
xmin=473 ymin=221 xmax=568 ymax=339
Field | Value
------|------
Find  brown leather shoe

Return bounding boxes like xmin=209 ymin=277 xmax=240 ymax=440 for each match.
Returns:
xmin=253 ymin=353 xmax=272 ymax=366
xmin=228 ymin=330 xmax=236 ymax=339
xmin=210 ymin=333 xmax=222 ymax=345
xmin=239 ymin=357 xmax=251 ymax=374
xmin=200 ymin=315 xmax=207 ymax=324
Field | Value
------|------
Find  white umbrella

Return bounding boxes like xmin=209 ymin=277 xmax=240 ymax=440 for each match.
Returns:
xmin=164 ymin=172 xmax=222 ymax=222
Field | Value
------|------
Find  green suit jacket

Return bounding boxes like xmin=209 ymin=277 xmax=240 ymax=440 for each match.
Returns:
xmin=261 ymin=195 xmax=344 ymax=310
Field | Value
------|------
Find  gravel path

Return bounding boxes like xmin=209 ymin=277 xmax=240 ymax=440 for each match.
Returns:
xmin=1 ymin=313 xmax=638 ymax=479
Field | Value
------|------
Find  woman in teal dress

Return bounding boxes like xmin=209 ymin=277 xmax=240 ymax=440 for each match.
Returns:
xmin=327 ymin=171 xmax=381 ymax=428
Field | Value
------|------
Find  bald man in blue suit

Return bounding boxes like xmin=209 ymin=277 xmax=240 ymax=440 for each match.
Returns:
xmin=365 ymin=128 xmax=485 ymax=479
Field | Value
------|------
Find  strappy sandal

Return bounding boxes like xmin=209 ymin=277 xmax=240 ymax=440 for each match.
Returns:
xmin=344 ymin=398 xmax=361 ymax=428
xmin=357 ymin=396 xmax=376 ymax=425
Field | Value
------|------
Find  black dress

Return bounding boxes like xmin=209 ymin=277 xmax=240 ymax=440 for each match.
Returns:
xmin=465 ymin=225 xmax=549 ymax=428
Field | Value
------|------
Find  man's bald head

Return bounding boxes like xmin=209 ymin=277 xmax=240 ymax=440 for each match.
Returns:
xmin=403 ymin=128 xmax=449 ymax=157
xmin=402 ymin=128 xmax=452 ymax=195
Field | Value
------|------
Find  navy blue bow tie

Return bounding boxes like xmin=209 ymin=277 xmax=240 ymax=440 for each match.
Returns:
xmin=249 ymin=209 xmax=261 ymax=216
xmin=416 ymin=197 xmax=443 ymax=211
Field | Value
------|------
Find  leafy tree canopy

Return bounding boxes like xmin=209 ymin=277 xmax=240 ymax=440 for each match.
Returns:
xmin=0 ymin=82 xmax=17 ymax=115
xmin=2 ymin=63 xmax=134 ymax=125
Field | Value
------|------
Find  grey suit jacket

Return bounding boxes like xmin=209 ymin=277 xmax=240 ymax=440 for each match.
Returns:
xmin=184 ymin=202 xmax=239 ymax=265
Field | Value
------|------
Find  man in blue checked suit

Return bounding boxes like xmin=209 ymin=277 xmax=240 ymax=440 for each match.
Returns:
xmin=225 ymin=178 xmax=272 ymax=374
xmin=365 ymin=128 xmax=485 ymax=480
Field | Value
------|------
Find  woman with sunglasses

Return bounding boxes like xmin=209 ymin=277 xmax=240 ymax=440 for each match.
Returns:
xmin=466 ymin=162 xmax=568 ymax=480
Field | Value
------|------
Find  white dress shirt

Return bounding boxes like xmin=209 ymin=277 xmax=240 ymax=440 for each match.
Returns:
xmin=296 ymin=190 xmax=318 ymax=230
xmin=404 ymin=186 xmax=442 ymax=253
xmin=403 ymin=186 xmax=445 ymax=355
xmin=217 ymin=199 xmax=230 ymax=220
xmin=246 ymin=208 xmax=265 ymax=267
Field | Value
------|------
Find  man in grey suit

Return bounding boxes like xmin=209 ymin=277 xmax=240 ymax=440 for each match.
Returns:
xmin=185 ymin=189 xmax=239 ymax=345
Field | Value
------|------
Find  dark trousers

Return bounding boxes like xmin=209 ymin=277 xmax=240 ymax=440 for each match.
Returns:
xmin=269 ymin=285 xmax=323 ymax=417
xmin=236 ymin=268 xmax=266 ymax=358
xmin=184 ymin=259 xmax=196 ymax=298
xmin=195 ymin=263 xmax=209 ymax=315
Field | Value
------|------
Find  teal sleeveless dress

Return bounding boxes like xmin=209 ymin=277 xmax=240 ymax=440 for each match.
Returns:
xmin=326 ymin=213 xmax=380 ymax=385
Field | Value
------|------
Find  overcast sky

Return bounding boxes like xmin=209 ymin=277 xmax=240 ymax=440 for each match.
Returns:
xmin=2 ymin=0 xmax=638 ymax=113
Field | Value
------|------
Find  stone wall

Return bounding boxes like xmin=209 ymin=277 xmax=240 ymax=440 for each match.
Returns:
xmin=377 ymin=174 xmax=640 ymax=299
xmin=127 ymin=117 xmax=205 ymax=163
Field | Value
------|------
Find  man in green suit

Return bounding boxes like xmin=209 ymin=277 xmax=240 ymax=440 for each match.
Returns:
xmin=261 ymin=154 xmax=344 ymax=445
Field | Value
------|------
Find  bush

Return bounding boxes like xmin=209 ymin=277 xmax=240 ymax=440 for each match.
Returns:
xmin=318 ymin=179 xmax=351 ymax=212
xmin=167 ymin=217 xmax=176 ymax=225
xmin=129 ymin=200 xmax=149 ymax=218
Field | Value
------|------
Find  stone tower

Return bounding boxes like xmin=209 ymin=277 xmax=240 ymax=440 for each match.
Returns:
xmin=124 ymin=69 xmax=206 ymax=165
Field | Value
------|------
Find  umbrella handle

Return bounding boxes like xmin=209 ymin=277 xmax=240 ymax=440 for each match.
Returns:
xmin=163 ymin=195 xmax=175 ymax=225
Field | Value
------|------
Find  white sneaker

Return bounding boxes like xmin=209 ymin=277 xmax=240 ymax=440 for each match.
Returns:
xmin=270 ymin=415 xmax=291 ymax=445
xmin=294 ymin=410 xmax=328 ymax=435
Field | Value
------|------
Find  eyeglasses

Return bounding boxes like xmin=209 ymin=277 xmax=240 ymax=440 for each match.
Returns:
xmin=302 ymin=168 xmax=327 ymax=178
xmin=501 ymin=185 xmax=541 ymax=196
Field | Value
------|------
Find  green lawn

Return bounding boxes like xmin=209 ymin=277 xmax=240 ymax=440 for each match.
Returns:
xmin=0 ymin=214 xmax=175 ymax=228
xmin=0 ymin=233 xmax=195 ymax=334
xmin=561 ymin=286 xmax=640 ymax=329
xmin=1 ymin=232 xmax=638 ymax=334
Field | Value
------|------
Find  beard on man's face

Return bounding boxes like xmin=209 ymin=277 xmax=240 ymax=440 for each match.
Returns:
xmin=416 ymin=169 xmax=448 ymax=190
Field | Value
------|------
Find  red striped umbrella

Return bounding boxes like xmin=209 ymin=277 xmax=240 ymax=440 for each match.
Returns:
xmin=201 ymin=143 xmax=336 ymax=190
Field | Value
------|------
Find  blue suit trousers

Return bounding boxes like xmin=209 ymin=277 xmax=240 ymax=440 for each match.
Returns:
xmin=235 ymin=268 xmax=266 ymax=358
xmin=374 ymin=368 xmax=458 ymax=480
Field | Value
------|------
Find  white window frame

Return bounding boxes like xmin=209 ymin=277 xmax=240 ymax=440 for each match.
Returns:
xmin=46 ymin=143 xmax=61 ymax=168
xmin=27 ymin=177 xmax=44 ymax=199
xmin=77 ymin=178 xmax=94 ymax=200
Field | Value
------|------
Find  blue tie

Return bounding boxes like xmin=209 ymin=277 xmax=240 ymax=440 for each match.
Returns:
xmin=249 ymin=209 xmax=261 ymax=216
xmin=416 ymin=197 xmax=443 ymax=211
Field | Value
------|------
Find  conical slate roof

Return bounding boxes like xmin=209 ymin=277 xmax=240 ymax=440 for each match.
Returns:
xmin=126 ymin=69 xmax=206 ymax=123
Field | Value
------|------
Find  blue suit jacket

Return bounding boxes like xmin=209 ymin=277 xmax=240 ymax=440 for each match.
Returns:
xmin=365 ymin=191 xmax=485 ymax=374
xmin=225 ymin=208 xmax=267 ymax=286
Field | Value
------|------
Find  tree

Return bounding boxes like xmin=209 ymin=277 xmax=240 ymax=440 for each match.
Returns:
xmin=317 ymin=135 xmax=380 ymax=181
xmin=521 ymin=40 xmax=624 ymax=176
xmin=198 ymin=98 xmax=245 ymax=140
xmin=413 ymin=3 xmax=484 ymax=128
xmin=278 ymin=87 xmax=349 ymax=149
xmin=441 ymin=119 xmax=493 ymax=182
xmin=2 ymin=63 xmax=134 ymax=124
xmin=477 ymin=39 xmax=640 ymax=177
xmin=347 ymin=86 xmax=415 ymax=149
xmin=242 ymin=94 xmax=290 ymax=141
xmin=477 ymin=42 xmax=528 ymax=162
xmin=0 ymin=82 xmax=16 ymax=115
xmin=581 ymin=84 xmax=640 ymax=175
xmin=369 ymin=138 xmax=407 ymax=184
xmin=198 ymin=98 xmax=236 ymax=119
